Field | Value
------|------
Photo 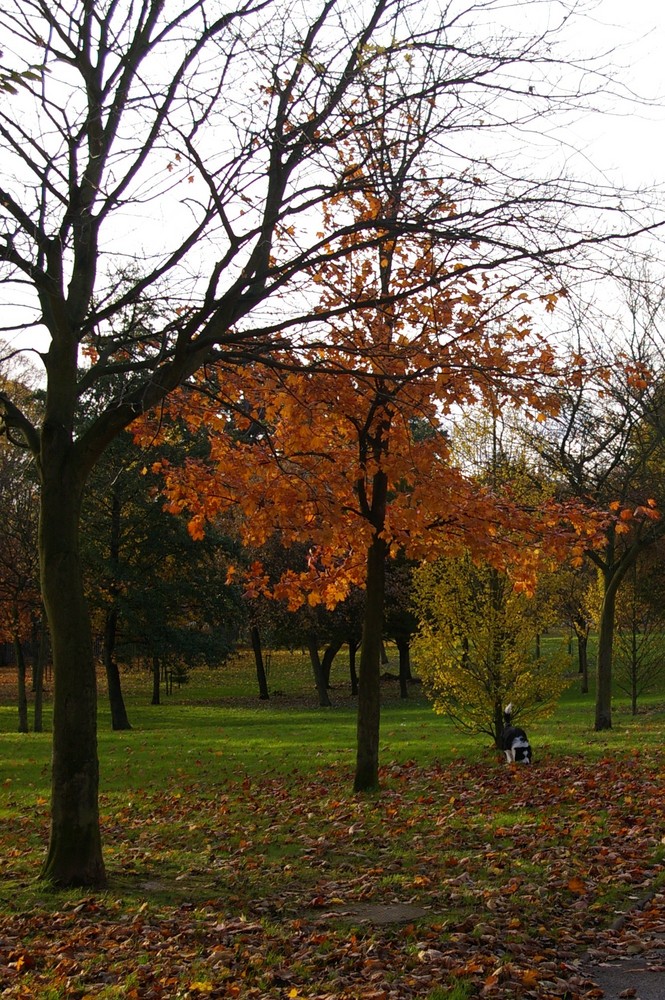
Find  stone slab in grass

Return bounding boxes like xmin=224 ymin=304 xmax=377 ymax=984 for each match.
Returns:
xmin=309 ymin=901 xmax=430 ymax=924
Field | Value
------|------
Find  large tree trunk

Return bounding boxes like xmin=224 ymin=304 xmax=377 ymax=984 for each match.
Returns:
xmin=250 ymin=625 xmax=270 ymax=700
xmin=39 ymin=472 xmax=106 ymax=887
xmin=354 ymin=530 xmax=387 ymax=792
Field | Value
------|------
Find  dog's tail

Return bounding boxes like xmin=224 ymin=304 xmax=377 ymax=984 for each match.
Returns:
xmin=503 ymin=702 xmax=513 ymax=724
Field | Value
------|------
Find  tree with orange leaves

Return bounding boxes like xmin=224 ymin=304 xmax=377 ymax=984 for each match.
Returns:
xmin=140 ymin=153 xmax=600 ymax=790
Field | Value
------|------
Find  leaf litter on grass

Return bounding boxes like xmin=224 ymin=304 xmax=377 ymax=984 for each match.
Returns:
xmin=1 ymin=752 xmax=664 ymax=999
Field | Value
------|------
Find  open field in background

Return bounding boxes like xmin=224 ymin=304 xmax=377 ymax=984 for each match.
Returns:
xmin=0 ymin=646 xmax=664 ymax=999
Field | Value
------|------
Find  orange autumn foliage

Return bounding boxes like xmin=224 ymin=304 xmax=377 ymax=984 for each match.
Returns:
xmin=133 ymin=153 xmax=610 ymax=605
xmin=134 ymin=335 xmax=605 ymax=610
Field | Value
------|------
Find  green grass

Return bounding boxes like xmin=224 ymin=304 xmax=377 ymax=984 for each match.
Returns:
xmin=0 ymin=648 xmax=664 ymax=999
xmin=2 ymin=646 xmax=662 ymax=787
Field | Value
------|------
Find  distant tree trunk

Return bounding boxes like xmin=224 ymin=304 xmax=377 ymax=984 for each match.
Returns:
xmin=355 ymin=523 xmax=388 ymax=792
xmin=535 ymin=632 xmax=541 ymax=659
xmin=575 ymin=626 xmax=589 ymax=694
xmin=250 ymin=625 xmax=270 ymax=700
xmin=591 ymin=532 xmax=644 ymax=732
xmin=307 ymin=635 xmax=332 ymax=707
xmin=103 ymin=608 xmax=132 ymax=729
xmin=494 ymin=698 xmax=504 ymax=750
xmin=103 ymin=491 xmax=131 ymax=729
xmin=629 ymin=620 xmax=639 ymax=716
xmin=151 ymin=655 xmax=161 ymax=705
xmin=349 ymin=638 xmax=359 ymax=696
xmin=396 ymin=636 xmax=410 ymax=699
xmin=321 ymin=637 xmax=343 ymax=688
xmin=595 ymin=577 xmax=617 ymax=730
xmin=106 ymin=660 xmax=132 ymax=729
xmin=15 ymin=634 xmax=29 ymax=734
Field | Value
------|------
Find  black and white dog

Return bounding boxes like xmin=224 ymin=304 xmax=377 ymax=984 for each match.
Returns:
xmin=501 ymin=703 xmax=532 ymax=764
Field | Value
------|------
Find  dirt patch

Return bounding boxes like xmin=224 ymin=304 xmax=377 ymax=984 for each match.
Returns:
xmin=308 ymin=901 xmax=430 ymax=925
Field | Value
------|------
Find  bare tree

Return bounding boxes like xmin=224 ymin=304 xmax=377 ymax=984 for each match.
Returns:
xmin=0 ymin=0 xmax=659 ymax=885
xmin=614 ymin=555 xmax=665 ymax=715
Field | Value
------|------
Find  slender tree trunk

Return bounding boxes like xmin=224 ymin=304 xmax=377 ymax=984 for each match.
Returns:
xmin=250 ymin=625 xmax=270 ymax=700
xmin=592 ymin=535 xmax=643 ymax=732
xmin=39 ymin=471 xmax=106 ymax=887
xmin=321 ymin=637 xmax=343 ymax=688
xmin=151 ymin=655 xmax=161 ymax=705
xmin=103 ymin=490 xmax=131 ymax=729
xmin=103 ymin=607 xmax=132 ymax=729
xmin=307 ymin=635 xmax=332 ymax=707
xmin=595 ymin=575 xmax=617 ymax=731
xmin=15 ymin=634 xmax=29 ymax=734
xmin=349 ymin=639 xmax=359 ymax=696
xmin=630 ymin=623 xmax=638 ymax=716
xmin=577 ymin=631 xmax=589 ymax=694
xmin=33 ymin=620 xmax=47 ymax=733
xmin=494 ymin=698 xmax=504 ymax=750
xmin=396 ymin=637 xmax=410 ymax=699
xmin=354 ymin=530 xmax=387 ymax=792
xmin=107 ymin=661 xmax=132 ymax=729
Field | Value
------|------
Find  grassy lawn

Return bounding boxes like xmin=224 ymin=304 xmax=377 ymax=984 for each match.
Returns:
xmin=0 ymin=648 xmax=664 ymax=999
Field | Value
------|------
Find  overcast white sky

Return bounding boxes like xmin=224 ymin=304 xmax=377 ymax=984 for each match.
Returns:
xmin=572 ymin=0 xmax=665 ymax=188
xmin=2 ymin=0 xmax=665 ymax=363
